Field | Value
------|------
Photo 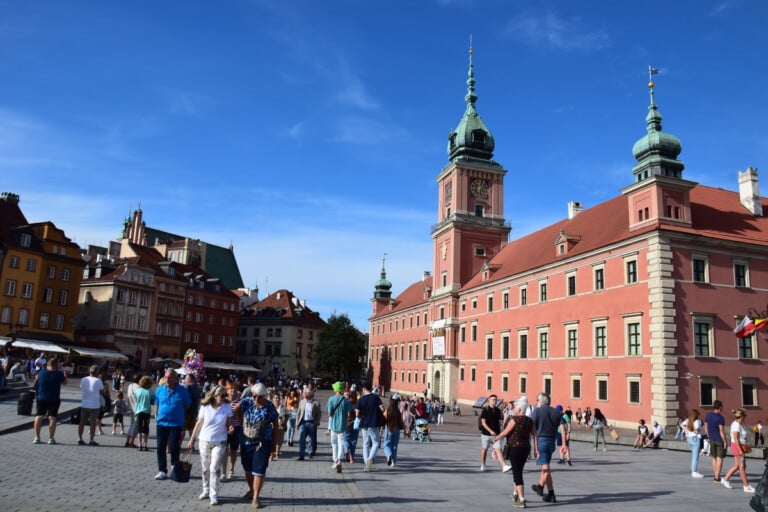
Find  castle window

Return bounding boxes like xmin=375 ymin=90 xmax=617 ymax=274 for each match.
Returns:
xmin=734 ymin=261 xmax=749 ymax=287
xmin=475 ymin=205 xmax=484 ymax=217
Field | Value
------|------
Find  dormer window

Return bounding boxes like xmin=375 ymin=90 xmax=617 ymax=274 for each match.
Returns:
xmin=472 ymin=130 xmax=486 ymax=145
xmin=475 ymin=205 xmax=484 ymax=217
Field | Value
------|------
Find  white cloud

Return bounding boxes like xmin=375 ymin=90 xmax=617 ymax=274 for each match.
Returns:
xmin=503 ymin=11 xmax=610 ymax=51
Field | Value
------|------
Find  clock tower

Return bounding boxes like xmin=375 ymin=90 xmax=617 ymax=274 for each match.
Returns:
xmin=431 ymin=44 xmax=510 ymax=301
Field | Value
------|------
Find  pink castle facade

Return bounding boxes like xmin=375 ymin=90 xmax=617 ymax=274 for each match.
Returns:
xmin=367 ymin=54 xmax=767 ymax=430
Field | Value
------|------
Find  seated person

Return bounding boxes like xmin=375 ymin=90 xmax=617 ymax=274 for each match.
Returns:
xmin=644 ymin=421 xmax=664 ymax=448
xmin=633 ymin=419 xmax=649 ymax=448
xmin=9 ymin=360 xmax=27 ymax=383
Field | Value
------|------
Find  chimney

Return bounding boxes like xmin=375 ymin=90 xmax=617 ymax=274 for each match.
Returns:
xmin=422 ymin=271 xmax=431 ymax=281
xmin=1 ymin=192 xmax=20 ymax=205
xmin=568 ymin=201 xmax=583 ymax=220
xmin=739 ymin=167 xmax=763 ymax=217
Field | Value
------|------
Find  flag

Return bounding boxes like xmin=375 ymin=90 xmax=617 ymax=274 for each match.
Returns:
xmin=649 ymin=67 xmax=659 ymax=75
xmin=754 ymin=316 xmax=768 ymax=332
xmin=734 ymin=315 xmax=755 ymax=337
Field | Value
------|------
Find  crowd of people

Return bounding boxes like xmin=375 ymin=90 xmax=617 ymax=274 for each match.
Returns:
xmin=17 ymin=360 xmax=767 ymax=508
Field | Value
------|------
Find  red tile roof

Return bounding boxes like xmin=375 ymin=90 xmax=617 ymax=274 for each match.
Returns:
xmin=375 ymin=183 xmax=768 ymax=312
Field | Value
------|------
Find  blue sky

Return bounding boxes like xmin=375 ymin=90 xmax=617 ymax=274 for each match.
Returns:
xmin=1 ymin=0 xmax=766 ymax=332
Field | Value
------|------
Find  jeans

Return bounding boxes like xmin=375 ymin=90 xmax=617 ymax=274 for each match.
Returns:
xmin=199 ymin=440 xmax=226 ymax=500
xmin=286 ymin=417 xmax=297 ymax=444
xmin=687 ymin=435 xmax=700 ymax=472
xmin=299 ymin=421 xmax=317 ymax=458
xmin=330 ymin=431 xmax=345 ymax=463
xmin=361 ymin=427 xmax=381 ymax=463
xmin=594 ymin=427 xmax=607 ymax=450
xmin=383 ymin=428 xmax=400 ymax=463
xmin=346 ymin=428 xmax=360 ymax=459
xmin=156 ymin=425 xmax=182 ymax=473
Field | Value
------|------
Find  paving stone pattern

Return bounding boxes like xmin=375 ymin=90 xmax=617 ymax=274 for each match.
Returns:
xmin=0 ymin=386 xmax=763 ymax=511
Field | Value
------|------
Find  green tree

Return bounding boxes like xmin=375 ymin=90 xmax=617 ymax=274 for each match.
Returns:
xmin=315 ymin=314 xmax=366 ymax=381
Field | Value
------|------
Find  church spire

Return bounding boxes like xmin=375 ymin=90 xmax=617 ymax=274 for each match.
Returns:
xmin=447 ymin=37 xmax=495 ymax=163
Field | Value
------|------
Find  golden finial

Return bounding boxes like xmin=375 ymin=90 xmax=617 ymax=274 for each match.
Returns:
xmin=648 ymin=66 xmax=658 ymax=89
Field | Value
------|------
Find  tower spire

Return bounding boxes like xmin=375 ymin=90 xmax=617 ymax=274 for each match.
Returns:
xmin=631 ymin=66 xmax=684 ymax=181
xmin=373 ymin=253 xmax=392 ymax=301
xmin=447 ymin=37 xmax=495 ymax=162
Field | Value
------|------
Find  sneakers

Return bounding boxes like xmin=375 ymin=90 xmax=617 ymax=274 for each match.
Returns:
xmin=503 ymin=464 xmax=512 ymax=473
xmin=88 ymin=440 xmax=99 ymax=446
xmin=567 ymin=460 xmax=572 ymax=466
xmin=364 ymin=460 xmax=372 ymax=473
xmin=480 ymin=464 xmax=487 ymax=472
xmin=210 ymin=498 xmax=219 ymax=506
xmin=692 ymin=472 xmax=705 ymax=478
xmin=155 ymin=471 xmax=167 ymax=480
xmin=512 ymin=498 xmax=527 ymax=508
xmin=543 ymin=491 xmax=557 ymax=503
xmin=745 ymin=485 xmax=756 ymax=493
xmin=721 ymin=479 xmax=733 ymax=489
xmin=32 ymin=437 xmax=41 ymax=444
xmin=77 ymin=440 xmax=86 ymax=445
xmin=387 ymin=456 xmax=393 ymax=466
xmin=227 ymin=470 xmax=234 ymax=479
xmin=48 ymin=439 xmax=56 ymax=445
xmin=199 ymin=492 xmax=209 ymax=500
xmin=531 ymin=484 xmax=544 ymax=497
xmin=557 ymin=459 xmax=565 ymax=464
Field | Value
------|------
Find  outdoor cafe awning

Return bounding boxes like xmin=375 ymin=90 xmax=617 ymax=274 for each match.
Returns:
xmin=205 ymin=361 xmax=262 ymax=373
xmin=70 ymin=347 xmax=129 ymax=360
xmin=0 ymin=337 xmax=69 ymax=354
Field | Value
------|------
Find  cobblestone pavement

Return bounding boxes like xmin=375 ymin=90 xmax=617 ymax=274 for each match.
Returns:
xmin=1 ymin=388 xmax=764 ymax=511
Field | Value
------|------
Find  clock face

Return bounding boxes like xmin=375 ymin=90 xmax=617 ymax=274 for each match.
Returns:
xmin=470 ymin=179 xmax=488 ymax=199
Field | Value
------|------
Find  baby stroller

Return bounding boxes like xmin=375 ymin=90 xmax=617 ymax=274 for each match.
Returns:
xmin=413 ymin=417 xmax=432 ymax=442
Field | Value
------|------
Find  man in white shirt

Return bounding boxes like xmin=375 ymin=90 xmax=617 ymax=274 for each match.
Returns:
xmin=78 ymin=365 xmax=104 ymax=446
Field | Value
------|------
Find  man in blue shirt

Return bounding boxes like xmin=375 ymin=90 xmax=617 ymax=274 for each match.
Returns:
xmin=154 ymin=369 xmax=191 ymax=480
xmin=355 ymin=383 xmax=384 ymax=472
xmin=704 ymin=400 xmax=726 ymax=483
xmin=32 ymin=357 xmax=67 ymax=445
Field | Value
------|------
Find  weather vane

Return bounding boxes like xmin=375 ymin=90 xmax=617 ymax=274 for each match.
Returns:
xmin=648 ymin=66 xmax=658 ymax=88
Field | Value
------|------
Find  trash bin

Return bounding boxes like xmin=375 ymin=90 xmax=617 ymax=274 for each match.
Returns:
xmin=17 ymin=390 xmax=35 ymax=416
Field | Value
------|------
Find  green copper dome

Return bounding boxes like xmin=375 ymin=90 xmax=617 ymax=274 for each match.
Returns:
xmin=373 ymin=256 xmax=392 ymax=300
xmin=447 ymin=45 xmax=495 ymax=162
xmin=631 ymin=77 xmax=684 ymax=181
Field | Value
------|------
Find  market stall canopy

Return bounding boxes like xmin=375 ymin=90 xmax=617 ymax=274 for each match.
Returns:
xmin=70 ymin=347 xmax=128 ymax=360
xmin=0 ymin=337 xmax=69 ymax=354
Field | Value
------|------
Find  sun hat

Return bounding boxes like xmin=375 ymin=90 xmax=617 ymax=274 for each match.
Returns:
xmin=332 ymin=381 xmax=344 ymax=393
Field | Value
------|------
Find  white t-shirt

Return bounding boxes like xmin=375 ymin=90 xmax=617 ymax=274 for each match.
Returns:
xmin=681 ymin=418 xmax=702 ymax=439
xmin=80 ymin=376 xmax=104 ymax=409
xmin=730 ymin=420 xmax=747 ymax=445
xmin=197 ymin=403 xmax=233 ymax=443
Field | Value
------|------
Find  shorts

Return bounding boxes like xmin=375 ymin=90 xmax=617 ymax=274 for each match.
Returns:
xmin=79 ymin=407 xmax=100 ymax=427
xmin=240 ymin=440 xmax=272 ymax=477
xmin=710 ymin=441 xmax=725 ymax=459
xmin=36 ymin=399 xmax=61 ymax=418
xmin=112 ymin=413 xmax=124 ymax=424
xmin=227 ymin=426 xmax=241 ymax=451
xmin=137 ymin=412 xmax=150 ymax=435
xmin=556 ymin=432 xmax=570 ymax=447
xmin=481 ymin=434 xmax=504 ymax=450
xmin=536 ymin=436 xmax=556 ymax=465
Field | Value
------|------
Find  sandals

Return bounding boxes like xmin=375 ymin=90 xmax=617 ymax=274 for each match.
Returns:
xmin=252 ymin=499 xmax=263 ymax=509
